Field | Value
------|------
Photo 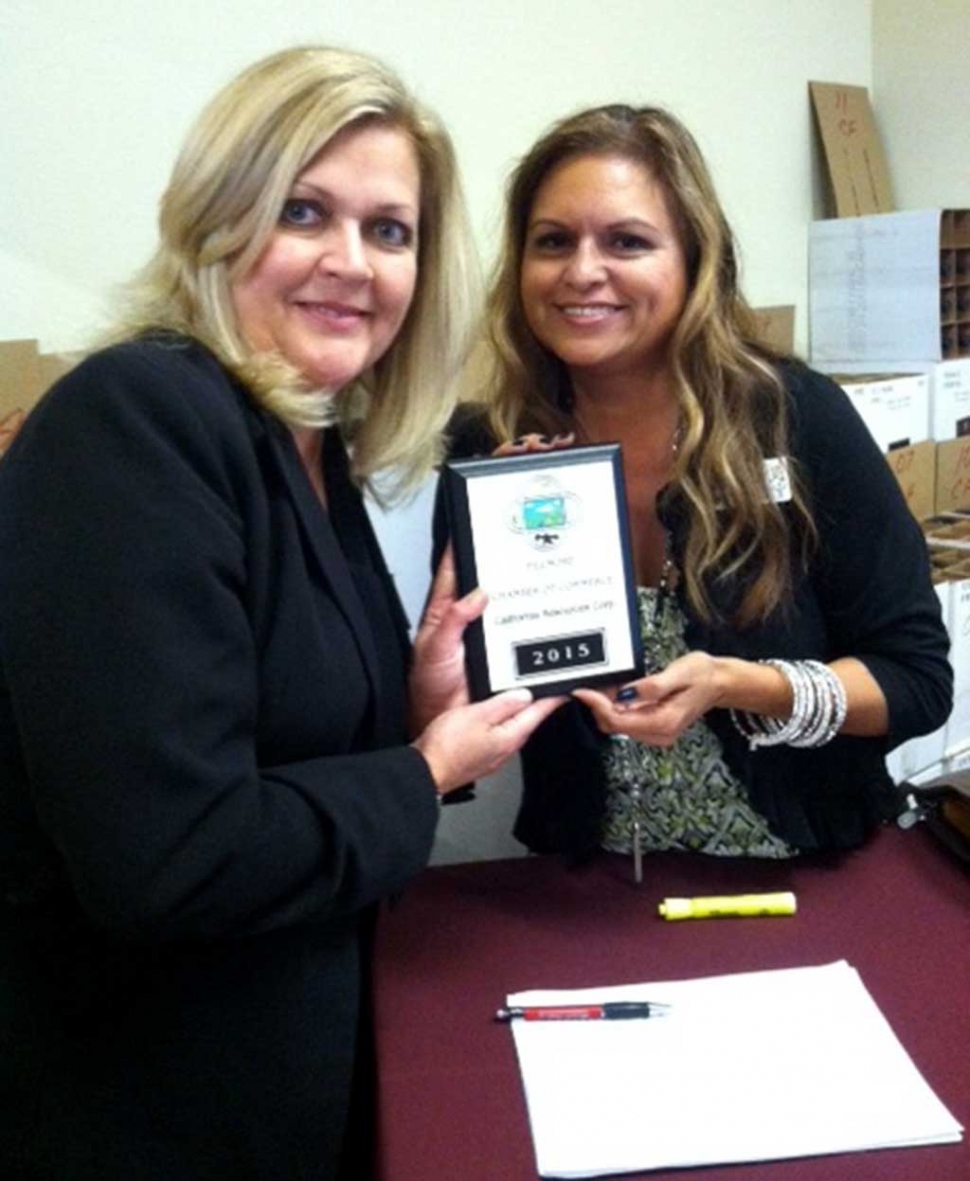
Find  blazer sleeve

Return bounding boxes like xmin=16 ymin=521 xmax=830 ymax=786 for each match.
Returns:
xmin=0 ymin=344 xmax=438 ymax=943
xmin=790 ymin=365 xmax=952 ymax=746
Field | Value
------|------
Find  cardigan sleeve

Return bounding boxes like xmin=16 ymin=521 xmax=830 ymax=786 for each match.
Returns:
xmin=788 ymin=365 xmax=952 ymax=747
xmin=0 ymin=342 xmax=438 ymax=943
xmin=432 ymin=402 xmax=497 ymax=569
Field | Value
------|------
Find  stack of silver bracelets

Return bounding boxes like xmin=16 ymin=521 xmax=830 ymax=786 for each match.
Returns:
xmin=731 ymin=659 xmax=848 ymax=750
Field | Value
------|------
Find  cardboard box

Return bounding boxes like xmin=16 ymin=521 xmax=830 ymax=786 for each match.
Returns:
xmin=0 ymin=339 xmax=44 ymax=418
xmin=885 ymin=440 xmax=936 ymax=521
xmin=0 ymin=339 xmax=44 ymax=459
xmin=816 ymin=357 xmax=970 ymax=444
xmin=941 ymin=746 xmax=970 ymax=776
xmin=833 ymin=372 xmax=930 ymax=452
xmin=809 ymin=82 xmax=893 ymax=219
xmin=923 ymin=513 xmax=970 ymax=548
xmin=902 ymin=556 xmax=970 ymax=759
xmin=887 ymin=734 xmax=948 ymax=786
xmin=897 ymin=760 xmax=947 ymax=786
xmin=37 ymin=350 xmax=81 ymax=393
xmin=0 ymin=339 xmax=80 ymax=459
xmin=934 ymin=438 xmax=970 ymax=513
xmin=929 ymin=359 xmax=970 ymax=439
xmin=826 ymin=371 xmax=935 ymax=519
xmin=943 ymin=567 xmax=970 ymax=757
xmin=752 ymin=305 xmax=795 ymax=354
xmin=809 ymin=208 xmax=970 ymax=364
xmin=887 ymin=580 xmax=950 ymax=781
xmin=929 ymin=549 xmax=967 ymax=573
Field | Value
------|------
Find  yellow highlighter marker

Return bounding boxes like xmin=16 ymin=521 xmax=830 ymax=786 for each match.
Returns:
xmin=658 ymin=891 xmax=796 ymax=920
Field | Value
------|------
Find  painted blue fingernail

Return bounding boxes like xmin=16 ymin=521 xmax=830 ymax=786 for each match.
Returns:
xmin=616 ymin=686 xmax=638 ymax=702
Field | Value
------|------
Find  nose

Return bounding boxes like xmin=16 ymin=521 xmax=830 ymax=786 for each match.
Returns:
xmin=563 ymin=239 xmax=606 ymax=289
xmin=318 ymin=222 xmax=373 ymax=282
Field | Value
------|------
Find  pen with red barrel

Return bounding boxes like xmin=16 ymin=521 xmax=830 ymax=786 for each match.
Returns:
xmin=495 ymin=1001 xmax=671 ymax=1022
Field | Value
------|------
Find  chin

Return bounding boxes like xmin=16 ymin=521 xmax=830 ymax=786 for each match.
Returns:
xmin=555 ymin=348 xmax=618 ymax=371
xmin=297 ymin=357 xmax=365 ymax=393
xmin=303 ymin=373 xmax=352 ymax=394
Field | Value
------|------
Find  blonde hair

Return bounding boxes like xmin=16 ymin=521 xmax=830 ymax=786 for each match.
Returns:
xmin=110 ymin=46 xmax=479 ymax=500
xmin=485 ymin=104 xmax=814 ymax=626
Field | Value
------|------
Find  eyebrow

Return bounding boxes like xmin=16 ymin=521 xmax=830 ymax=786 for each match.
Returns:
xmin=528 ymin=216 xmax=661 ymax=233
xmin=290 ymin=181 xmax=418 ymax=218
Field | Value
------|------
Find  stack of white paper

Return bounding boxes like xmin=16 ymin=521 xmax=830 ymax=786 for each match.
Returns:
xmin=506 ymin=961 xmax=962 ymax=1178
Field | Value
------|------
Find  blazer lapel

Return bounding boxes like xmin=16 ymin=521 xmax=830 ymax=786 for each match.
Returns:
xmin=259 ymin=418 xmax=386 ymax=713
xmin=321 ymin=428 xmax=411 ymax=654
xmin=323 ymin=428 xmax=413 ymax=746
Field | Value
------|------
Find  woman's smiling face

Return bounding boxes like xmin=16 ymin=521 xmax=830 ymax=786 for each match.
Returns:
xmin=231 ymin=121 xmax=421 ymax=392
xmin=520 ymin=152 xmax=688 ymax=383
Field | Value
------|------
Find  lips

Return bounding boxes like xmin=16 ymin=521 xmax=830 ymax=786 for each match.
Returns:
xmin=291 ymin=299 xmax=370 ymax=337
xmin=555 ymin=303 xmax=624 ymax=323
xmin=296 ymin=300 xmax=369 ymax=317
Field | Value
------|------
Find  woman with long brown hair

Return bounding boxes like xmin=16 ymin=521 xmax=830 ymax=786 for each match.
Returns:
xmin=440 ymin=103 xmax=950 ymax=865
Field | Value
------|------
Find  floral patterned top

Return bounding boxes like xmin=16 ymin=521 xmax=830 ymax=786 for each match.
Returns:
xmin=600 ymin=587 xmax=797 ymax=859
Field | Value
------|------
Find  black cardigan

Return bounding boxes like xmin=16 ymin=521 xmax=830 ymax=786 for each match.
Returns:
xmin=0 ymin=337 xmax=439 ymax=1179
xmin=436 ymin=362 xmax=952 ymax=859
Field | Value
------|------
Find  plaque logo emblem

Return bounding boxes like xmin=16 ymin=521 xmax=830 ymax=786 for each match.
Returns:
xmin=507 ymin=475 xmax=581 ymax=551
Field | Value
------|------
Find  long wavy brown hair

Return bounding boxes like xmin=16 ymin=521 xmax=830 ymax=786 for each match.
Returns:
xmin=483 ymin=104 xmax=814 ymax=626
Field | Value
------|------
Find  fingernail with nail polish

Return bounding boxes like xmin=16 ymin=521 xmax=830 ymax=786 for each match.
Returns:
xmin=616 ymin=686 xmax=639 ymax=703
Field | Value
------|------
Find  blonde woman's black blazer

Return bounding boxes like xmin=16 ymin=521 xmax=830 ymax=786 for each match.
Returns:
xmin=0 ymin=337 xmax=438 ymax=1179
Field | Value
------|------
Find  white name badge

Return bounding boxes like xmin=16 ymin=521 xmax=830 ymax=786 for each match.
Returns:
xmin=763 ymin=457 xmax=792 ymax=503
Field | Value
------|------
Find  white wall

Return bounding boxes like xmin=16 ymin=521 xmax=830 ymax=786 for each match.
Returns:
xmin=4 ymin=0 xmax=877 ymax=863
xmin=872 ymin=0 xmax=970 ymax=210
xmin=3 ymin=0 xmax=872 ymax=356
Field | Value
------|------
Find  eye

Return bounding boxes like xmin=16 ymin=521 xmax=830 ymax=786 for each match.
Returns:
xmin=372 ymin=218 xmax=414 ymax=249
xmin=279 ymin=198 xmax=325 ymax=229
xmin=609 ymin=231 xmax=651 ymax=252
xmin=530 ymin=230 xmax=572 ymax=253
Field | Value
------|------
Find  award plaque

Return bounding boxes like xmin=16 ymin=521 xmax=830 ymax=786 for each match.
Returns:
xmin=442 ymin=445 xmax=644 ymax=699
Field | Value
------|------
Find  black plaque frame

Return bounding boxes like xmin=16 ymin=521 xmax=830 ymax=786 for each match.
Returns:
xmin=442 ymin=444 xmax=644 ymax=699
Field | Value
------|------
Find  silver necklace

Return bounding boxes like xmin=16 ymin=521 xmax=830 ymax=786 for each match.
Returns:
xmin=654 ymin=420 xmax=682 ymax=609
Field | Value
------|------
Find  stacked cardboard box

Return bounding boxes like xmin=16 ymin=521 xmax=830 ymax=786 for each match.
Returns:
xmin=809 ymin=207 xmax=970 ymax=516
xmin=824 ymin=371 xmax=935 ymax=519
xmin=807 ymin=83 xmax=965 ymax=780
xmin=816 ymin=362 xmax=970 ymax=520
xmin=809 ymin=210 xmax=970 ymax=521
xmin=808 ymin=84 xmax=970 ymax=520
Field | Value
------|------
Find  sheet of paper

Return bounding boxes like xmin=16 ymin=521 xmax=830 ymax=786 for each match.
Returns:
xmin=507 ymin=961 xmax=962 ymax=1178
xmin=809 ymin=209 xmax=941 ymax=363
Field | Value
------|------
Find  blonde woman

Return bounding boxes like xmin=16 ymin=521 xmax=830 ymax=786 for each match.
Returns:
xmin=440 ymin=104 xmax=950 ymax=865
xmin=0 ymin=47 xmax=560 ymax=1179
